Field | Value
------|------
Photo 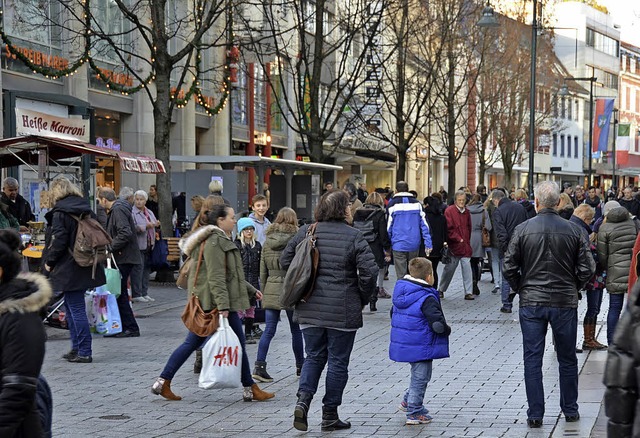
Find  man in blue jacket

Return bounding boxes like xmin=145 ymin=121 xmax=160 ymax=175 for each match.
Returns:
xmin=387 ymin=181 xmax=432 ymax=280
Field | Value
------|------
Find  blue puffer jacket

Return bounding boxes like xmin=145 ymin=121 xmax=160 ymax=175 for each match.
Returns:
xmin=387 ymin=193 xmax=432 ymax=252
xmin=389 ymin=279 xmax=449 ymax=362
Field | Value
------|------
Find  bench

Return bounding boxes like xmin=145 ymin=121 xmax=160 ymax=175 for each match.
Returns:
xmin=166 ymin=237 xmax=181 ymax=264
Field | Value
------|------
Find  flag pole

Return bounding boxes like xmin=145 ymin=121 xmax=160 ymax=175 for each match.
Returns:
xmin=612 ymin=109 xmax=618 ymax=190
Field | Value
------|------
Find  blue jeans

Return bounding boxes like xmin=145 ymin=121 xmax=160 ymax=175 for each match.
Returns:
xmin=116 ymin=263 xmax=140 ymax=333
xmin=519 ymin=306 xmax=578 ymax=420
xmin=500 ymin=256 xmax=511 ymax=309
xmin=64 ymin=290 xmax=92 ymax=357
xmin=160 ymin=312 xmax=254 ymax=387
xmin=298 ymin=327 xmax=357 ymax=408
xmin=256 ymin=309 xmax=304 ymax=365
xmin=402 ymin=360 xmax=433 ymax=417
xmin=131 ymin=250 xmax=151 ymax=298
xmin=585 ymin=288 xmax=603 ymax=320
xmin=607 ymin=294 xmax=625 ymax=344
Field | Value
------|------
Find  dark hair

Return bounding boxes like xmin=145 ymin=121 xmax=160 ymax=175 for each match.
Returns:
xmin=98 ymin=188 xmax=116 ymax=202
xmin=0 ymin=229 xmax=22 ymax=283
xmin=396 ymin=181 xmax=409 ymax=193
xmin=314 ymin=190 xmax=349 ymax=222
xmin=343 ymin=182 xmax=357 ymax=197
xmin=206 ymin=204 xmax=233 ymax=227
xmin=409 ymin=190 xmax=418 ymax=198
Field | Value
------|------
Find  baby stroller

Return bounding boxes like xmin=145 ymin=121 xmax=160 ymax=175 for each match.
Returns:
xmin=43 ymin=291 xmax=67 ymax=330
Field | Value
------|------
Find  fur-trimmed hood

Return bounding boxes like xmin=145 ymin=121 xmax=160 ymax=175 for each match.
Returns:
xmin=266 ymin=222 xmax=298 ymax=236
xmin=179 ymin=225 xmax=228 ymax=255
xmin=0 ymin=272 xmax=52 ymax=315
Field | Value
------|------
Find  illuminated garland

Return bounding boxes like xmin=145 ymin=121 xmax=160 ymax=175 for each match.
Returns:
xmin=0 ymin=0 xmax=229 ymax=115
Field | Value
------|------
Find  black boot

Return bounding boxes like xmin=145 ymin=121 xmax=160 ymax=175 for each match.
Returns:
xmin=293 ymin=391 xmax=313 ymax=431
xmin=473 ymin=281 xmax=480 ymax=296
xmin=244 ymin=317 xmax=256 ymax=344
xmin=321 ymin=406 xmax=351 ymax=431
xmin=252 ymin=360 xmax=274 ymax=382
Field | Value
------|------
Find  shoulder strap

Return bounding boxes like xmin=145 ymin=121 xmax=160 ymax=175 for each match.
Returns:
xmin=481 ymin=212 xmax=485 ymax=228
xmin=193 ymin=241 xmax=206 ymax=289
xmin=307 ymin=223 xmax=317 ymax=236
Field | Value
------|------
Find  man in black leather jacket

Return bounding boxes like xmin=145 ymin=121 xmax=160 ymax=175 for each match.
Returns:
xmin=503 ymin=181 xmax=595 ymax=429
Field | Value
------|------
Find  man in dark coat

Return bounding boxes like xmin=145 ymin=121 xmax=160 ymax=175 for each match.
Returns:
xmin=618 ymin=186 xmax=640 ymax=217
xmin=491 ymin=188 xmax=528 ymax=313
xmin=503 ymin=180 xmax=594 ymax=429
xmin=2 ymin=177 xmax=35 ymax=229
xmin=98 ymin=187 xmax=141 ymax=337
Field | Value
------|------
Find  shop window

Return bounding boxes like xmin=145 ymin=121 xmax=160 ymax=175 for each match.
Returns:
xmin=232 ymin=63 xmax=248 ymax=125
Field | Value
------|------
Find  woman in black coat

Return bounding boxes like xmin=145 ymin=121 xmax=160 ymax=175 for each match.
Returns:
xmin=44 ymin=178 xmax=106 ymax=363
xmin=352 ymin=191 xmax=390 ymax=311
xmin=281 ymin=190 xmax=378 ymax=432
xmin=0 ymin=229 xmax=52 ymax=437
xmin=424 ymin=195 xmax=447 ymax=289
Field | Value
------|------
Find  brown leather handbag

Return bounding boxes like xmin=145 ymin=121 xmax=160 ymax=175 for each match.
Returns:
xmin=481 ymin=213 xmax=491 ymax=247
xmin=180 ymin=242 xmax=219 ymax=337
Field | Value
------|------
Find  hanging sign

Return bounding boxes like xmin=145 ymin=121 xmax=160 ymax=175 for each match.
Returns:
xmin=15 ymin=108 xmax=90 ymax=142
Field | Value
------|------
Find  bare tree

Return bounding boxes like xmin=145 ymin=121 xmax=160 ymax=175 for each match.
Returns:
xmin=1 ymin=0 xmax=230 ymax=235
xmin=233 ymin=0 xmax=385 ymax=164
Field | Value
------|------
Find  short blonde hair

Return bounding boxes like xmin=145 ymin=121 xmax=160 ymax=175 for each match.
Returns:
xmin=574 ymin=204 xmax=595 ymax=222
xmin=364 ymin=191 xmax=384 ymax=207
xmin=50 ymin=177 xmax=82 ymax=203
xmin=408 ymin=257 xmax=433 ymax=282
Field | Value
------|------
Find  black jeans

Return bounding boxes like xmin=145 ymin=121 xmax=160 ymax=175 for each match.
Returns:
xmin=470 ymin=257 xmax=482 ymax=283
xmin=426 ymin=256 xmax=441 ymax=289
xmin=116 ymin=263 xmax=140 ymax=334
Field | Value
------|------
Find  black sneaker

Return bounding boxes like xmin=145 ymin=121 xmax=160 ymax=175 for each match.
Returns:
xmin=68 ymin=355 xmax=92 ymax=363
xmin=370 ymin=302 xmax=377 ymax=312
xmin=252 ymin=366 xmax=273 ymax=383
xmin=565 ymin=413 xmax=580 ymax=422
xmin=251 ymin=326 xmax=264 ymax=338
xmin=62 ymin=350 xmax=78 ymax=360
xmin=245 ymin=335 xmax=257 ymax=344
xmin=500 ymin=307 xmax=512 ymax=314
xmin=527 ymin=419 xmax=543 ymax=428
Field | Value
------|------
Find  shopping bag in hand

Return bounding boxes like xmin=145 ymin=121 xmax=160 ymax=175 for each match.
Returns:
xmin=199 ymin=316 xmax=242 ymax=389
xmin=104 ymin=257 xmax=122 ymax=297
xmin=85 ymin=290 xmax=97 ymax=332
xmin=93 ymin=291 xmax=122 ymax=335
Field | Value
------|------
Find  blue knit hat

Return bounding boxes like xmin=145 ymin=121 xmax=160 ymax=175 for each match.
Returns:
xmin=237 ymin=217 xmax=255 ymax=234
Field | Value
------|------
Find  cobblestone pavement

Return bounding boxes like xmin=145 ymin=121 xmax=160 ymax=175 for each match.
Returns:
xmin=43 ymin=265 xmax=610 ymax=437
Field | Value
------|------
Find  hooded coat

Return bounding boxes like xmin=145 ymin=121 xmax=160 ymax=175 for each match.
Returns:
xmin=260 ymin=223 xmax=297 ymax=310
xmin=598 ymin=207 xmax=638 ymax=295
xmin=352 ymin=204 xmax=390 ymax=267
xmin=179 ymin=225 xmax=257 ymax=312
xmin=467 ymin=203 xmax=491 ymax=258
xmin=424 ymin=198 xmax=447 ymax=256
xmin=43 ymin=195 xmax=106 ymax=291
xmin=0 ymin=273 xmax=51 ymax=438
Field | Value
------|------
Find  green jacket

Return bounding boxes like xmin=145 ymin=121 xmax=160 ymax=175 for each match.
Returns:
xmin=260 ymin=223 xmax=298 ymax=310
xmin=179 ymin=225 xmax=257 ymax=312
xmin=597 ymin=207 xmax=638 ymax=294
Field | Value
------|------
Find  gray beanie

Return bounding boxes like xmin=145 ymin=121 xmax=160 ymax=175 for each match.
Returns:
xmin=603 ymin=200 xmax=621 ymax=217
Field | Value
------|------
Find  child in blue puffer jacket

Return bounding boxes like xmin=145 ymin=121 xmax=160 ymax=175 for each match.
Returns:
xmin=389 ymin=257 xmax=450 ymax=426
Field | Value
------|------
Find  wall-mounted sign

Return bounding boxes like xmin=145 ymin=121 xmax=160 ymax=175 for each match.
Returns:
xmin=118 ymin=154 xmax=166 ymax=174
xmin=95 ymin=137 xmax=121 ymax=151
xmin=16 ymin=108 xmax=89 ymax=142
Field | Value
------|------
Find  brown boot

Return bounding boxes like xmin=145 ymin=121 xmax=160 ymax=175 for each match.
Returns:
xmin=251 ymin=383 xmax=275 ymax=401
xmin=151 ymin=378 xmax=182 ymax=401
xmin=582 ymin=318 xmax=608 ymax=351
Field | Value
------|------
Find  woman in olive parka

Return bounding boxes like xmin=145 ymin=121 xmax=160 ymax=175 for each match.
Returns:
xmin=252 ymin=208 xmax=304 ymax=383
xmin=152 ymin=204 xmax=275 ymax=403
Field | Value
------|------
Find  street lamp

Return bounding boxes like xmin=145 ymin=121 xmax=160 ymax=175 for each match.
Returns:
xmin=558 ymin=73 xmax=597 ymax=186
xmin=478 ymin=0 xmax=538 ymax=197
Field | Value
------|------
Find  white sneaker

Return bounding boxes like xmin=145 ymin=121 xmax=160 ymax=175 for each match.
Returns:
xmin=132 ymin=297 xmax=147 ymax=303
xmin=144 ymin=296 xmax=155 ymax=302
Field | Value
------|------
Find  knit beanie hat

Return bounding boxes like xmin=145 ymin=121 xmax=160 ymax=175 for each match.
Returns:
xmin=237 ymin=217 xmax=255 ymax=233
xmin=603 ymin=200 xmax=621 ymax=217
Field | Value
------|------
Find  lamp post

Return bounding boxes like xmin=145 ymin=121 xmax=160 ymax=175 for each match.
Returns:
xmin=478 ymin=0 xmax=538 ymax=197
xmin=559 ymin=73 xmax=597 ymax=186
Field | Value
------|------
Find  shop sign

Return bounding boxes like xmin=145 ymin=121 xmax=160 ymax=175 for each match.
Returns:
xmin=119 ymin=154 xmax=166 ymax=174
xmin=95 ymin=137 xmax=121 ymax=151
xmin=4 ymin=43 xmax=69 ymax=70
xmin=16 ymin=108 xmax=90 ymax=142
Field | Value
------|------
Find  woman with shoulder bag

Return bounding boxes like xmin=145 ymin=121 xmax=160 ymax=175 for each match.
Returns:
xmin=251 ymin=207 xmax=305 ymax=383
xmin=280 ymin=190 xmax=378 ymax=432
xmin=467 ymin=194 xmax=491 ymax=296
xmin=152 ymin=204 xmax=275 ymax=402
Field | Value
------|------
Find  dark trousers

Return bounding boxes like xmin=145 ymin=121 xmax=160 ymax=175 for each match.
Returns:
xmin=426 ymin=256 xmax=441 ymax=289
xmin=584 ymin=288 xmax=604 ymax=321
xmin=116 ymin=263 xmax=140 ymax=334
xmin=607 ymin=294 xmax=625 ymax=344
xmin=470 ymin=257 xmax=482 ymax=282
xmin=298 ymin=327 xmax=357 ymax=408
xmin=519 ymin=306 xmax=578 ymax=420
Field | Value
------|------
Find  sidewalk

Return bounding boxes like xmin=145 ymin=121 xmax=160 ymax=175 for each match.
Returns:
xmin=43 ymin=266 xmax=610 ymax=437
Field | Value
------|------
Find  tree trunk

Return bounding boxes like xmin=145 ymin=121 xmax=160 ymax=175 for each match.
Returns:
xmin=154 ymin=70 xmax=173 ymax=238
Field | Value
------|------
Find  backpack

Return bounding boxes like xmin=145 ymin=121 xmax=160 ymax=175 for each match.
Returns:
xmin=352 ymin=210 xmax=378 ymax=242
xmin=69 ymin=213 xmax=112 ymax=278
xmin=280 ymin=223 xmax=319 ymax=308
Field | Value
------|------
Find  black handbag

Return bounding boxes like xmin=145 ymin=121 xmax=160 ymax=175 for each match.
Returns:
xmin=440 ymin=244 xmax=452 ymax=264
xmin=280 ymin=223 xmax=319 ymax=308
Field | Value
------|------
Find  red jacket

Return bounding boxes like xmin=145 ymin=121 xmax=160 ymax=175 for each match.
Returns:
xmin=444 ymin=205 xmax=472 ymax=257
xmin=629 ymin=232 xmax=640 ymax=296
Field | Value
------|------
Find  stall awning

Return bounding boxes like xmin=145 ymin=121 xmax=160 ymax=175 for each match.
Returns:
xmin=0 ymin=135 xmax=165 ymax=173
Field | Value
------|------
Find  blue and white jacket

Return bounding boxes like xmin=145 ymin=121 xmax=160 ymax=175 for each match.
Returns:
xmin=387 ymin=193 xmax=432 ymax=252
xmin=389 ymin=276 xmax=450 ymax=363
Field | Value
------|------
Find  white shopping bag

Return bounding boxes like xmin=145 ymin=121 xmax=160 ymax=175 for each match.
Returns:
xmin=198 ymin=316 xmax=242 ymax=389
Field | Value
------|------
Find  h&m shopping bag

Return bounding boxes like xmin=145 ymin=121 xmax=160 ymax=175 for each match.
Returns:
xmin=93 ymin=292 xmax=122 ymax=335
xmin=104 ymin=257 xmax=122 ymax=297
xmin=198 ymin=316 xmax=242 ymax=389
